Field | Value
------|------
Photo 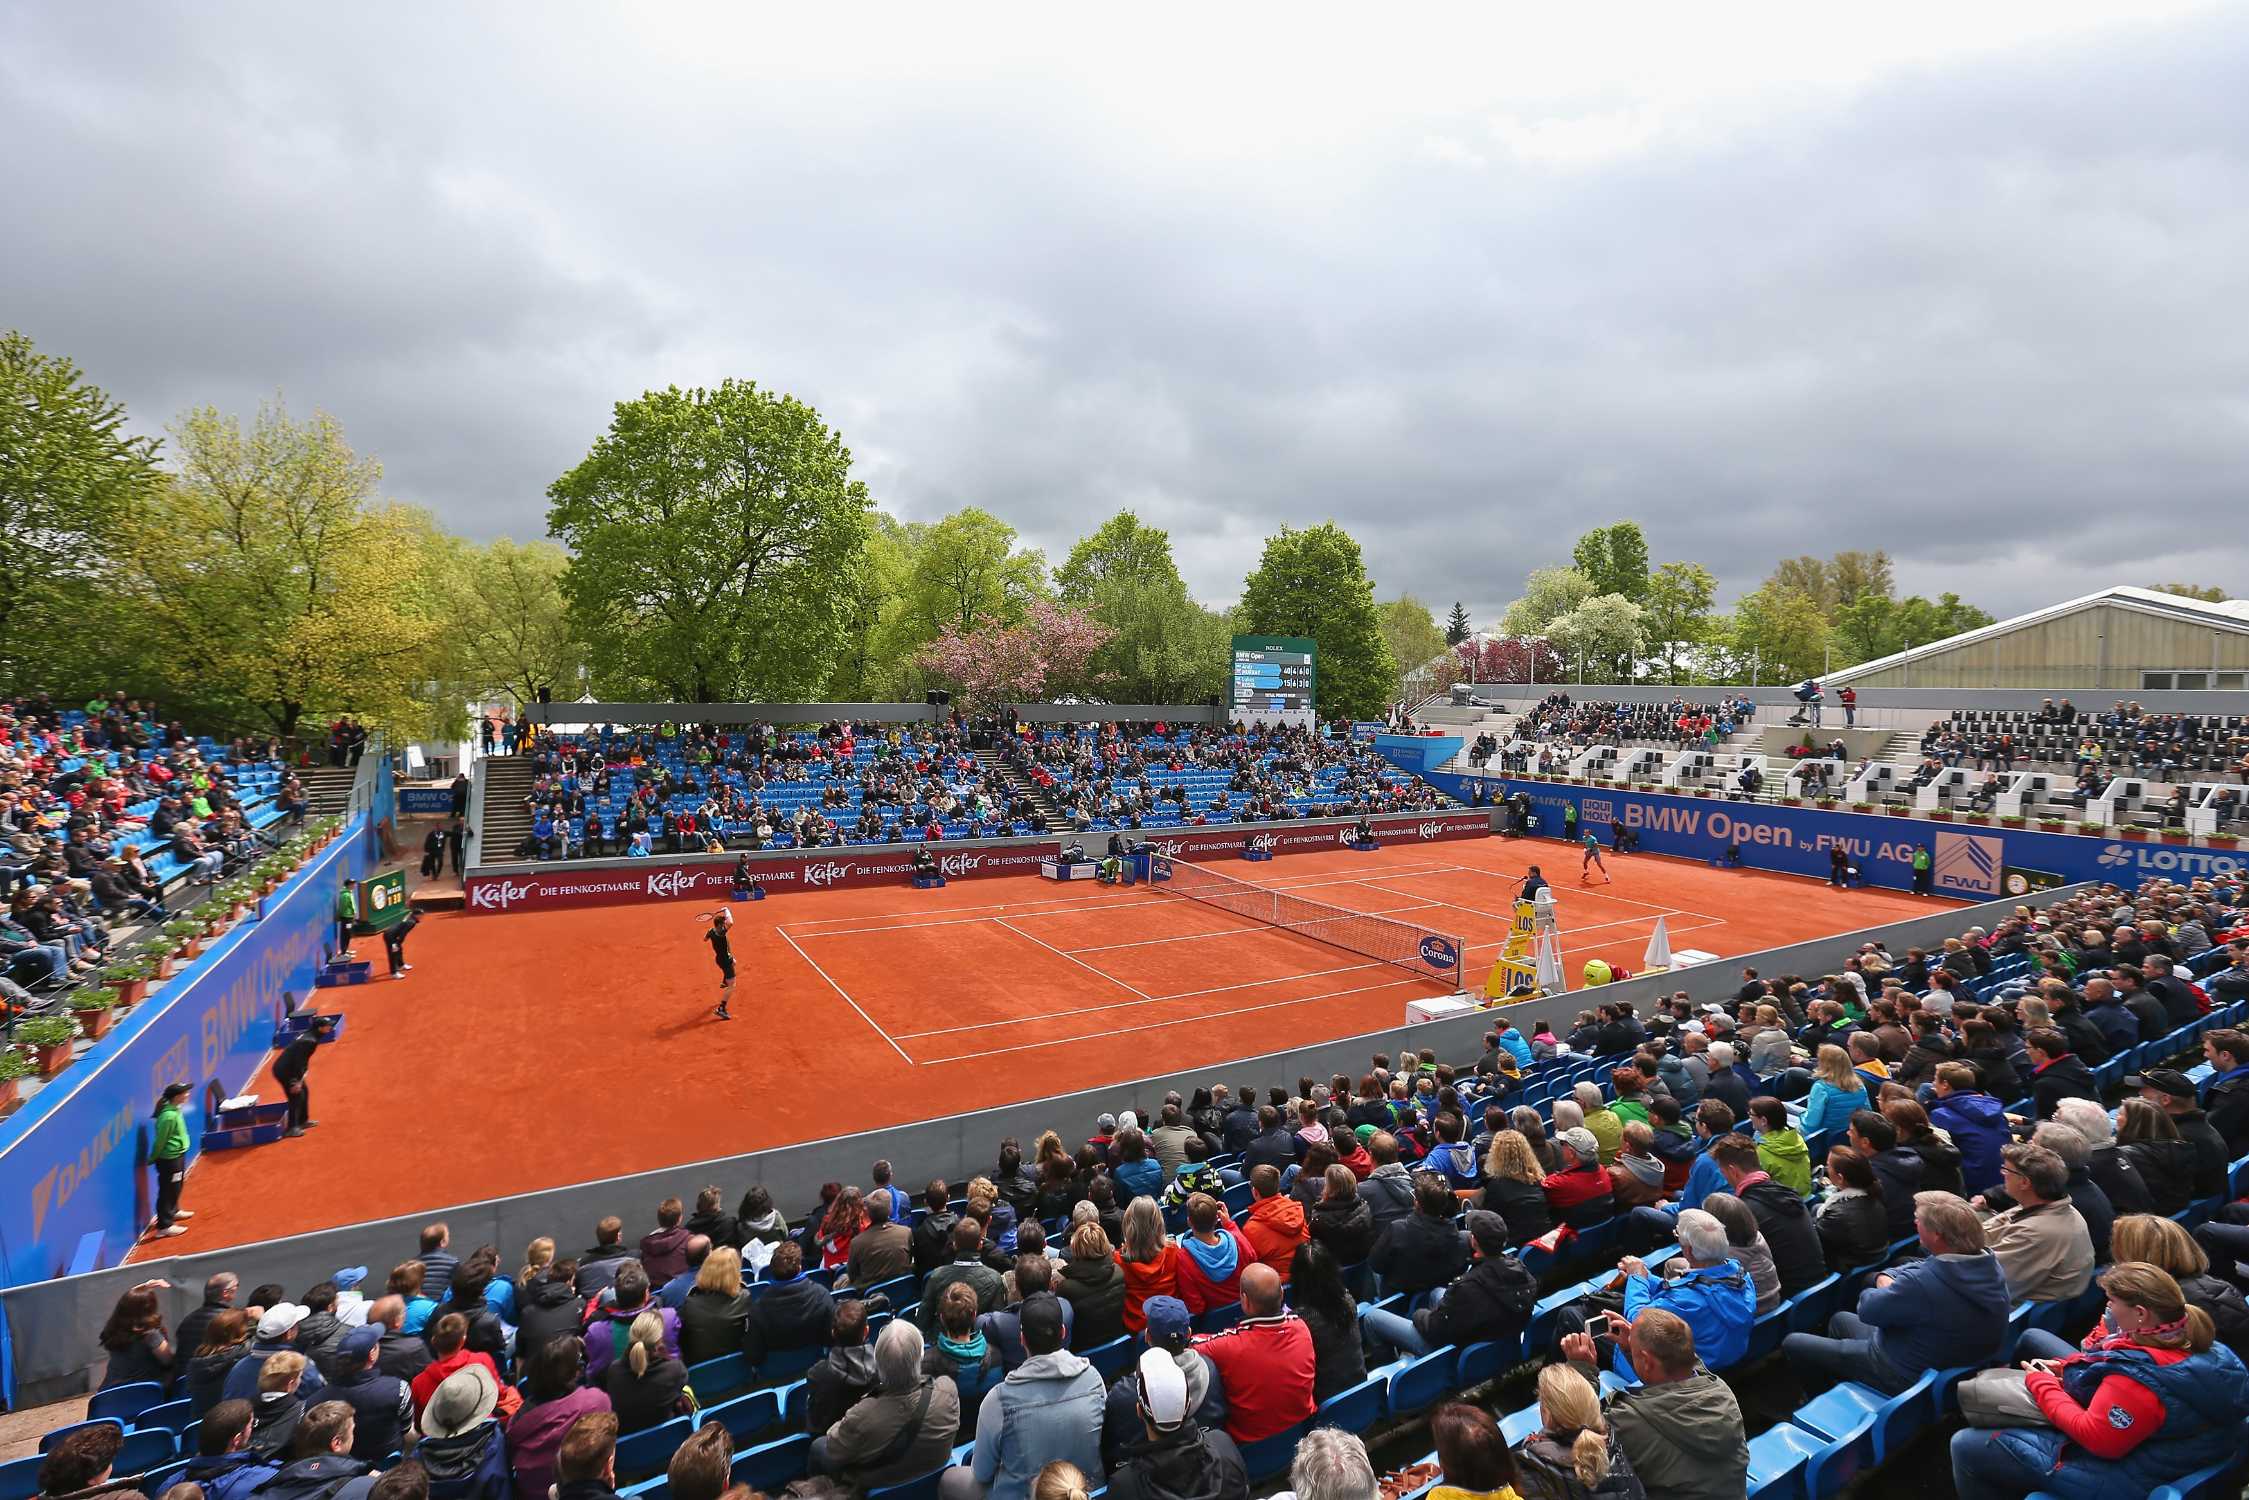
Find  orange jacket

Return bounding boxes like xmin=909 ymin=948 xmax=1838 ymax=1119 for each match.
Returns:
xmin=1243 ymin=1196 xmax=1311 ymax=1280
xmin=1115 ymin=1243 xmax=1181 ymax=1333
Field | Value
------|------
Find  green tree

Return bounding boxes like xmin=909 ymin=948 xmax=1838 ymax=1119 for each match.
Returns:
xmin=1055 ymin=511 xmax=1226 ymax=702
xmin=1236 ymin=524 xmax=1395 ymax=718
xmin=547 ymin=380 xmax=872 ymax=702
xmin=1570 ymin=522 xmax=1651 ymax=603
xmin=898 ymin=507 xmax=1048 ymax=637
xmin=0 ymin=331 xmax=161 ymax=692
xmin=1548 ymin=594 xmax=1647 ymax=681
xmin=436 ymin=537 xmax=587 ymax=708
xmin=1718 ymin=585 xmax=1832 ymax=684
xmin=1831 ymin=590 xmax=1996 ymax=666
xmin=1828 ymin=549 xmax=1894 ymax=609
xmin=1444 ymin=601 xmax=1472 ymax=646
xmin=1764 ymin=555 xmax=1836 ymax=615
xmin=2147 ymin=582 xmax=2228 ymax=603
xmin=1375 ymin=596 xmax=1450 ymax=698
xmin=117 ymin=401 xmax=447 ymax=738
xmin=1640 ymin=561 xmax=1719 ymax=683
xmin=1500 ymin=567 xmax=1597 ymax=638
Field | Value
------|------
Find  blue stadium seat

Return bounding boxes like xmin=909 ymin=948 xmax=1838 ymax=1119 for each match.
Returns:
xmin=1499 ymin=1402 xmax=1542 ymax=1447
xmin=138 ymin=1400 xmax=196 ymax=1434
xmin=137 ymin=1459 xmax=192 ymax=1496
xmin=87 ymin=1382 xmax=166 ymax=1424
xmin=1237 ymin=1419 xmax=1312 ymax=1481
xmin=868 ymin=1468 xmax=947 ymax=1500
xmin=40 ymin=1419 xmax=122 ymax=1453
xmin=1746 ymin=1423 xmax=1822 ymax=1500
xmin=754 ymin=1344 xmax=824 ymax=1384
xmin=1085 ymin=1335 xmax=1138 ymax=1382
xmin=1384 ymin=1347 xmax=1460 ymax=1417
xmin=0 ymin=1454 xmax=44 ymax=1500
xmin=1455 ymin=1339 xmax=1515 ymax=1387
xmin=699 ymin=1389 xmax=782 ymax=1444
xmin=615 ymin=1414 xmax=694 ymax=1482
xmin=686 ymin=1352 xmax=752 ymax=1400
xmin=1315 ymin=1374 xmax=1387 ymax=1433
xmin=731 ymin=1433 xmax=813 ymax=1493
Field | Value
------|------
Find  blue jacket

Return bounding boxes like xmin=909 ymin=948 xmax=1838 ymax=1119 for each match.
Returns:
xmin=1113 ymin=1158 xmax=1164 ymax=1204
xmin=1856 ymin=1251 xmax=2010 ymax=1375
xmin=1989 ymin=1340 xmax=2249 ymax=1500
xmin=1619 ymin=1260 xmax=1755 ymax=1376
xmin=1799 ymin=1080 xmax=1868 ymax=1140
xmin=221 ymin=1342 xmax=328 ymax=1404
xmin=1929 ymin=1090 xmax=2010 ymax=1195
xmin=970 ymin=1349 xmax=1108 ymax=1500
xmin=1495 ymin=1028 xmax=1533 ymax=1070
xmin=1655 ymin=1054 xmax=1701 ymax=1107
xmin=183 ymin=1450 xmax=281 ymax=1500
xmin=1425 ymin=1141 xmax=1481 ymax=1189
xmin=1679 ymin=1146 xmax=1728 ymax=1212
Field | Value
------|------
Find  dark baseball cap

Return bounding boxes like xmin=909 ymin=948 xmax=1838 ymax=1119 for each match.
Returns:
xmin=2125 ymin=1068 xmax=2197 ymax=1100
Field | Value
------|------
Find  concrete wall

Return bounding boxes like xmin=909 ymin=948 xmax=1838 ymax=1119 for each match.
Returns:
xmin=0 ymin=881 xmax=2062 ymax=1404
xmin=1843 ymin=604 xmax=2249 ymax=691
xmin=1452 ymin=685 xmax=2249 ymax=713
xmin=518 ymin=703 xmax=1227 ymax=728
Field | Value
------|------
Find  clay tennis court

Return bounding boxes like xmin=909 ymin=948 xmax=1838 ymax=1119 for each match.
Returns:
xmin=155 ymin=837 xmax=1958 ymax=1250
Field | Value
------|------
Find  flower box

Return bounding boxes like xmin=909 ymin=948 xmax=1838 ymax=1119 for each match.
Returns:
xmin=17 ymin=1017 xmax=77 ymax=1076
xmin=0 ymin=1051 xmax=32 ymax=1109
xmin=1964 ymin=814 xmax=1991 ymax=826
xmin=2159 ymin=827 xmax=2191 ymax=845
xmin=1929 ymin=810 xmax=1954 ymax=822
xmin=2210 ymin=835 xmax=2239 ymax=849
xmin=1887 ymin=807 xmax=1911 ymax=817
xmin=1999 ymin=816 xmax=2027 ymax=827
xmin=70 ymin=998 xmax=115 ymax=1040
xmin=1850 ymin=803 xmax=1875 ymax=812
xmin=2121 ymin=828 xmax=2150 ymax=841
xmin=107 ymin=976 xmax=150 ymax=1008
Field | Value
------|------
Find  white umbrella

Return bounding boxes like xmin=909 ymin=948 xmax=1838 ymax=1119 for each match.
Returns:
xmin=1534 ymin=928 xmax=1565 ymax=994
xmin=1643 ymin=914 xmax=1673 ymax=972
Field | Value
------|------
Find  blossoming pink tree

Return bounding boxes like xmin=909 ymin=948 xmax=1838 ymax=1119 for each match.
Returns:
xmin=914 ymin=599 xmax=1115 ymax=706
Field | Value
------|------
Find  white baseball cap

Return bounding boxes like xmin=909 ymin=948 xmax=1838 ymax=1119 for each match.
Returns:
xmin=1138 ymin=1347 xmax=1187 ymax=1428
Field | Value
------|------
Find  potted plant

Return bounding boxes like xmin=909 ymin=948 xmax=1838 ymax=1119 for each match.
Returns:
xmin=0 ymin=1048 xmax=32 ymax=1110
xmin=2036 ymin=817 xmax=2064 ymax=831
xmin=219 ymin=881 xmax=255 ymax=920
xmin=1964 ymin=812 xmax=1991 ymax=825
xmin=1850 ymin=801 xmax=1875 ymax=812
xmin=2159 ymin=825 xmax=2191 ymax=845
xmin=68 ymin=991 xmax=117 ymax=1041
xmin=163 ymin=918 xmax=205 ymax=960
xmin=1816 ymin=797 xmax=1838 ymax=810
xmin=105 ymin=956 xmax=158 ymax=1007
xmin=16 ymin=1016 xmax=78 ymax=1076
xmin=1999 ymin=814 xmax=2027 ymax=827
xmin=1780 ymin=796 xmax=1802 ymax=807
xmin=1692 ymin=787 xmax=1712 ymax=798
xmin=2120 ymin=826 xmax=2150 ymax=842
xmin=1886 ymin=805 xmax=1911 ymax=817
xmin=1929 ymin=809 xmax=1954 ymax=821
xmin=2077 ymin=821 xmax=2105 ymax=836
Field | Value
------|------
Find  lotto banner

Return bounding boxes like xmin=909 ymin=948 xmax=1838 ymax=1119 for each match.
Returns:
xmin=1433 ymin=772 xmax=2244 ymax=897
xmin=460 ymin=810 xmax=1495 ymax=913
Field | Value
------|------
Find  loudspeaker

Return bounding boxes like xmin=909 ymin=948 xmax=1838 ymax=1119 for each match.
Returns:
xmin=926 ymin=690 xmax=952 ymax=706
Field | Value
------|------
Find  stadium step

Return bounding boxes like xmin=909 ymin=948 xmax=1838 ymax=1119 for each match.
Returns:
xmin=976 ymin=747 xmax=1065 ymax=832
xmin=479 ymin=755 xmax=537 ymax=856
xmin=301 ymin=765 xmax=357 ymax=816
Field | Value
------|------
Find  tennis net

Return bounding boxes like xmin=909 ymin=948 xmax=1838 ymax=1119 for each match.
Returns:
xmin=1142 ymin=850 xmax=1465 ymax=991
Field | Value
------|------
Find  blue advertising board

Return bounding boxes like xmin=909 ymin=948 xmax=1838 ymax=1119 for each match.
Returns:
xmin=398 ymin=784 xmax=454 ymax=815
xmin=0 ymin=822 xmax=373 ymax=1290
xmin=1429 ymin=772 xmax=2244 ymax=897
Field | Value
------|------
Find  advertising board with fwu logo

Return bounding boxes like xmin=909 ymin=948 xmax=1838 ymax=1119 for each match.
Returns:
xmin=462 ymin=810 xmax=1493 ymax=913
xmin=1445 ymin=775 xmax=2241 ymax=896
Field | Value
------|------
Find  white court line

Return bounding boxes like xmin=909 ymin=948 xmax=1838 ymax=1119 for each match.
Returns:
xmin=778 ymin=861 xmax=1467 ymax=938
xmin=889 ymin=957 xmax=1395 ymax=1039
xmin=1413 ymin=860 xmax=1734 ymax=925
xmin=1064 ymin=900 xmax=1446 ymax=955
xmin=909 ymin=973 xmax=1437 ymax=1065
xmin=776 ymin=927 xmax=913 ymax=1064
xmin=992 ymin=915 xmax=1152 ymax=999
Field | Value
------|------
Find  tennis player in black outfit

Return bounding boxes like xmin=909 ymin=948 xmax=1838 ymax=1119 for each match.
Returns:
xmin=707 ymin=908 xmax=736 ymax=1020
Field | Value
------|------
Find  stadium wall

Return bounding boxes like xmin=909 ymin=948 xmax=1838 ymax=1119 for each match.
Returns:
xmin=517 ymin=702 xmax=1231 ymax=727
xmin=460 ymin=809 xmax=1496 ymax=913
xmin=0 ymin=879 xmax=2059 ymax=1404
xmin=0 ymin=820 xmax=377 ymax=1297
xmin=1430 ymin=772 xmax=2242 ymax=896
xmin=1447 ymin=685 xmax=2249 ymax=713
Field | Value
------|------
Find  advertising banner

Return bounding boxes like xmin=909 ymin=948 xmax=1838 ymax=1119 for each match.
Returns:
xmin=358 ymin=870 xmax=409 ymax=931
xmin=0 ymin=826 xmax=372 ymax=1288
xmin=463 ymin=810 xmax=1496 ymax=914
xmin=1439 ymin=773 xmax=2244 ymax=895
xmin=398 ymin=785 xmax=454 ymax=815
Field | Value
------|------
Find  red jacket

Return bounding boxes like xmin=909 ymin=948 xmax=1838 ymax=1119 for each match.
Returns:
xmin=1194 ymin=1312 xmax=1317 ymax=1441
xmin=1242 ymin=1196 xmax=1311 ymax=1280
xmin=409 ymin=1348 xmax=517 ymax=1419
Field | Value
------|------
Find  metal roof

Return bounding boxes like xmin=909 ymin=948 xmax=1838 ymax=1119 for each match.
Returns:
xmin=1824 ymin=585 xmax=2249 ymax=685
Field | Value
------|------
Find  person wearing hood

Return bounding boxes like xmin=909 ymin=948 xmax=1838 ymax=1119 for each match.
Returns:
xmin=2114 ymin=1098 xmax=2198 ymax=1216
xmin=922 ymin=1219 xmax=1007 ymax=1332
xmin=912 ymin=1180 xmax=963 ymax=1276
xmin=1562 ymin=1308 xmax=1746 ymax=1500
xmin=256 ymin=1400 xmax=380 ymax=1500
xmin=1605 ymin=1123 xmax=1669 ymax=1211
xmin=1307 ymin=1165 xmax=1379 ymax=1264
xmin=1355 ymin=1132 xmax=1418 ymax=1230
xmin=1785 ymin=1191 xmax=2010 ymax=1394
xmin=414 ymin=1364 xmax=513 ymax=1500
xmin=409 ymin=1314 xmax=521 ymax=1428
xmin=572 ymin=1218 xmax=635 ymax=1300
xmin=1359 ymin=1211 xmax=1535 ymax=1358
xmin=1240 ymin=1166 xmax=1311 ymax=1279
xmin=324 ymin=1327 xmax=414 ymax=1464
xmin=1846 ymin=1111 xmax=1924 ymax=1242
xmin=1539 ymin=1130 xmax=1617 ymax=1233
xmin=1172 ymin=1195 xmax=1255 ymax=1316
xmin=515 ymin=1261 xmax=588 ymax=1364
xmin=1928 ymin=1063 xmax=2011 ymax=1196
xmin=180 ymin=1400 xmax=282 ymax=1500
xmin=637 ymin=1197 xmax=693 ymax=1284
xmin=1423 ymin=1113 xmax=1483 ymax=1190
xmin=507 ymin=1333 xmax=612 ymax=1500
xmin=1652 ymin=1048 xmax=1700 ymax=1111
xmin=1102 ymin=1297 xmax=1226 ymax=1469
xmin=1745 ymin=1098 xmax=1812 ymax=1196
xmin=1104 ymin=1347 xmax=1246 ymax=1500
xmin=942 ymin=1294 xmax=1104 ymax=1500
xmin=1709 ymin=1136 xmax=1825 ymax=1297
xmin=1163 ymin=1139 xmax=1230 ymax=1210
xmin=804 ymin=1298 xmax=882 ymax=1436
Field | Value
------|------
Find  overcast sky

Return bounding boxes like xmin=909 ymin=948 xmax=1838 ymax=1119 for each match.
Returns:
xmin=5 ymin=2 xmax=2247 ymax=622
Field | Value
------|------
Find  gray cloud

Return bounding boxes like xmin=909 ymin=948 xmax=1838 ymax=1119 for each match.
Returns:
xmin=4 ymin=5 xmax=2246 ymax=626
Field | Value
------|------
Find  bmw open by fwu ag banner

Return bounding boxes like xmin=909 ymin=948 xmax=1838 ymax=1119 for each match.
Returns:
xmin=1436 ymin=774 xmax=2243 ymax=896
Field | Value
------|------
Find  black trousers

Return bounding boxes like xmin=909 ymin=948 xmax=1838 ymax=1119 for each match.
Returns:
xmin=336 ymin=918 xmax=354 ymax=954
xmin=155 ymin=1155 xmax=186 ymax=1227
xmin=284 ymin=1078 xmax=311 ymax=1130
xmin=383 ymin=926 xmax=408 ymax=974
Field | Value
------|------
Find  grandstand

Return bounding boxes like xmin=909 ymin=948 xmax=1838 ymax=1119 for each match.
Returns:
xmin=10 ymin=870 xmax=2247 ymax=1500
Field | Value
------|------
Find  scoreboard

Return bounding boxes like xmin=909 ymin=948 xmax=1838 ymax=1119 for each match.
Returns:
xmin=1230 ymin=635 xmax=1317 ymax=722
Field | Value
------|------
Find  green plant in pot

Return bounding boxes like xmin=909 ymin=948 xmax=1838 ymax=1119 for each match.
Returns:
xmin=163 ymin=917 xmax=205 ymax=958
xmin=0 ymin=1048 xmax=33 ymax=1108
xmin=68 ymin=990 xmax=117 ymax=1039
xmin=106 ymin=956 xmax=159 ymax=1005
xmin=15 ymin=1015 xmax=79 ymax=1075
